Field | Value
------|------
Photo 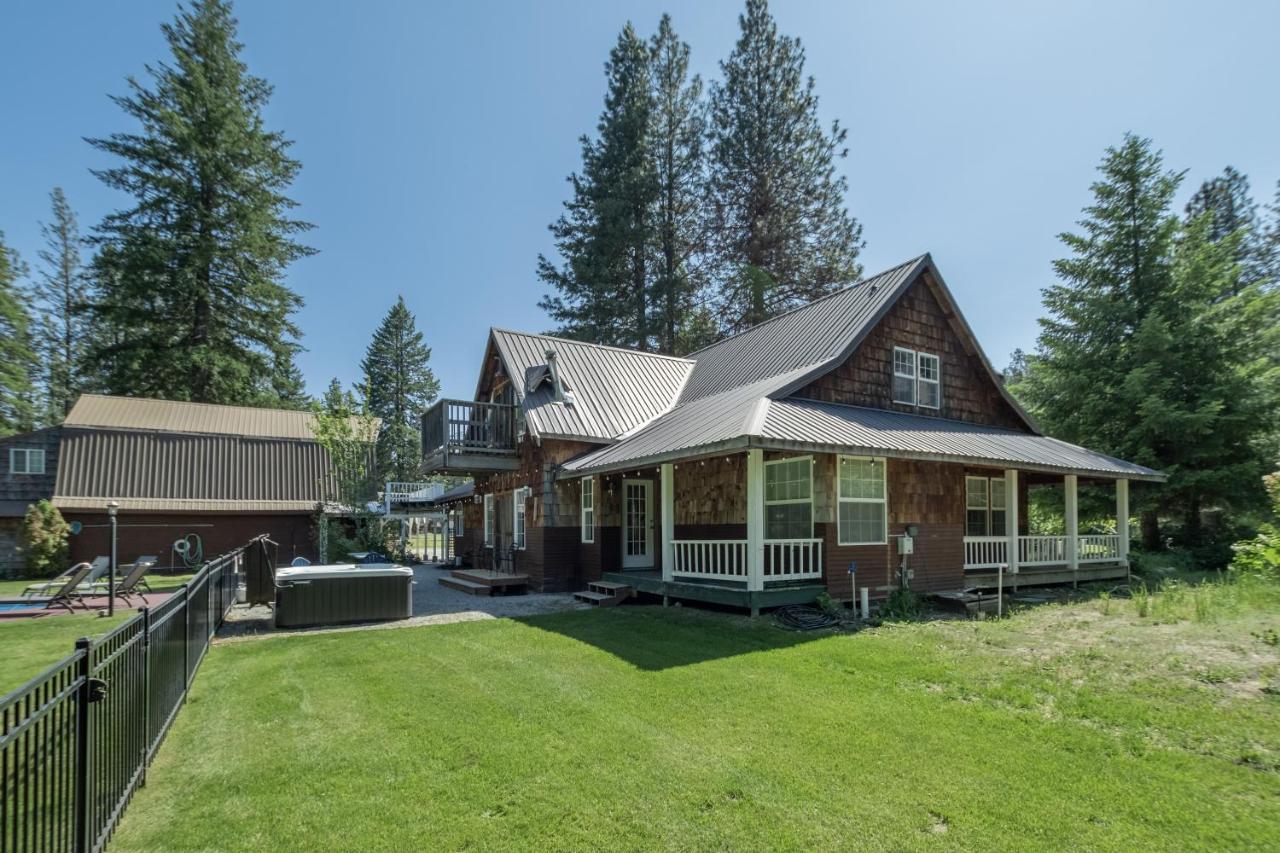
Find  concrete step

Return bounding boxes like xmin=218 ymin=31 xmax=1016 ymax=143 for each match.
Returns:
xmin=440 ymin=576 xmax=493 ymax=596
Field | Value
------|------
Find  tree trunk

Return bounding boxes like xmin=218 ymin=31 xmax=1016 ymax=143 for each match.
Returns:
xmin=1140 ymin=510 xmax=1161 ymax=551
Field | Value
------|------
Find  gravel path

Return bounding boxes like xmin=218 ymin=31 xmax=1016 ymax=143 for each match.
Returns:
xmin=217 ymin=563 xmax=586 ymax=643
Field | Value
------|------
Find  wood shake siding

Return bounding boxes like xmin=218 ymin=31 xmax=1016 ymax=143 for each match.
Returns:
xmin=797 ymin=274 xmax=1027 ymax=431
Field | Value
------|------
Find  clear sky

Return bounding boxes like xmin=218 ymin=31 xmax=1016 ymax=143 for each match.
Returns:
xmin=2 ymin=0 xmax=1277 ymax=401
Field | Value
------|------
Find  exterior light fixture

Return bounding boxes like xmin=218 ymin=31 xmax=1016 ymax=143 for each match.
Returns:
xmin=106 ymin=501 xmax=120 ymax=616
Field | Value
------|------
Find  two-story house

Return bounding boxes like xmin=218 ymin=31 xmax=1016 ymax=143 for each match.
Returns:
xmin=424 ymin=255 xmax=1163 ymax=612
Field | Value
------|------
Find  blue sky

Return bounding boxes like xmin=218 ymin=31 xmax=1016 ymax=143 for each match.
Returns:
xmin=3 ymin=0 xmax=1277 ymax=400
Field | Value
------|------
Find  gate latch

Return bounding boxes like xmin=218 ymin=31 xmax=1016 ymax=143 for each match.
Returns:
xmin=86 ymin=678 xmax=108 ymax=703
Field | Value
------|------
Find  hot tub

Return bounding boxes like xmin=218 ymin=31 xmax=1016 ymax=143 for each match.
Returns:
xmin=273 ymin=564 xmax=414 ymax=628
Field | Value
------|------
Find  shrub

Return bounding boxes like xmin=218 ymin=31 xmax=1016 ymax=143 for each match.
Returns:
xmin=1229 ymin=471 xmax=1280 ymax=582
xmin=18 ymin=500 xmax=70 ymax=578
xmin=880 ymin=586 xmax=924 ymax=621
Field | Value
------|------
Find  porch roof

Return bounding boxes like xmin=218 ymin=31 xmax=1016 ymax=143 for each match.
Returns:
xmin=559 ymin=395 xmax=1164 ymax=482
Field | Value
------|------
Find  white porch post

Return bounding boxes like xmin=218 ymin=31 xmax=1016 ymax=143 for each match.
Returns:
xmin=1004 ymin=469 xmax=1019 ymax=575
xmin=1116 ymin=478 xmax=1130 ymax=564
xmin=746 ymin=449 xmax=765 ymax=593
xmin=1064 ymin=474 xmax=1079 ymax=579
xmin=661 ymin=462 xmax=675 ymax=583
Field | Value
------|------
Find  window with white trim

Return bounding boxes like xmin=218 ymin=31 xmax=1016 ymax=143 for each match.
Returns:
xmin=9 ymin=448 xmax=45 ymax=475
xmin=892 ymin=347 xmax=941 ymax=409
xmin=580 ymin=477 xmax=595 ymax=543
xmin=483 ymin=494 xmax=494 ymax=546
xmin=764 ymin=456 xmax=812 ymax=540
xmin=838 ymin=456 xmax=887 ymax=545
xmin=892 ymin=347 xmax=916 ymax=404
xmin=513 ymin=487 xmax=529 ymax=550
xmin=965 ymin=476 xmax=1006 ymax=536
xmin=917 ymin=353 xmax=940 ymax=409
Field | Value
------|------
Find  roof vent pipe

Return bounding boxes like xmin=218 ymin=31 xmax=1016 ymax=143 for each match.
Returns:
xmin=544 ymin=349 xmax=574 ymax=406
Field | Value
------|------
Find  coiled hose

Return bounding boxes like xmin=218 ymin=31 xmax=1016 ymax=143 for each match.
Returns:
xmin=773 ymin=604 xmax=846 ymax=631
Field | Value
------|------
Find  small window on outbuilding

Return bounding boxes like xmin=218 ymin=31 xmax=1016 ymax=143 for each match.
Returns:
xmin=9 ymin=448 xmax=45 ymax=475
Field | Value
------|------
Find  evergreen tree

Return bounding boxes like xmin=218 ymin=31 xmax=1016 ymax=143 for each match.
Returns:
xmin=261 ymin=345 xmax=310 ymax=409
xmin=1262 ymin=180 xmax=1280 ymax=285
xmin=359 ymin=297 xmax=440 ymax=483
xmin=649 ymin=15 xmax=709 ymax=355
xmin=34 ymin=188 xmax=87 ymax=420
xmin=87 ymin=0 xmax=313 ymax=405
xmin=0 ymin=234 xmax=36 ymax=436
xmin=706 ymin=0 xmax=863 ymax=332
xmin=1184 ymin=166 xmax=1263 ymax=292
xmin=1020 ymin=135 xmax=1272 ymax=551
xmin=538 ymin=24 xmax=657 ymax=350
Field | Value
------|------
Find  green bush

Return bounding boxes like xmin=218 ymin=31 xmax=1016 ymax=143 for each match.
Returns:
xmin=18 ymin=500 xmax=70 ymax=578
xmin=1229 ymin=472 xmax=1280 ymax=582
xmin=1129 ymin=547 xmax=1196 ymax=579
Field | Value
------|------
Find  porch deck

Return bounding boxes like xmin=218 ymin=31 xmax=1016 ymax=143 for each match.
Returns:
xmin=601 ymin=570 xmax=825 ymax=614
xmin=963 ymin=561 xmax=1128 ymax=589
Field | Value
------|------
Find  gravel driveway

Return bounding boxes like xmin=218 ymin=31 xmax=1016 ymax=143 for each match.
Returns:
xmin=218 ymin=563 xmax=586 ymax=642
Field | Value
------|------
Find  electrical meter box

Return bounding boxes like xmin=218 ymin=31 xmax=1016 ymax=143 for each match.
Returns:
xmin=898 ymin=535 xmax=915 ymax=555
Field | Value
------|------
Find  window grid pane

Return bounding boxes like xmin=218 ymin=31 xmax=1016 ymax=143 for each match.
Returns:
xmin=838 ymin=502 xmax=885 ymax=545
xmin=839 ymin=457 xmax=884 ymax=500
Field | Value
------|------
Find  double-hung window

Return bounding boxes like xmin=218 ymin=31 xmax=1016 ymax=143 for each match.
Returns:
xmin=513 ymin=487 xmax=529 ymax=550
xmin=965 ymin=476 xmax=1007 ymax=536
xmin=764 ymin=457 xmax=812 ymax=540
xmin=838 ymin=456 xmax=887 ymax=545
xmin=892 ymin=347 xmax=941 ymax=409
xmin=483 ymin=494 xmax=494 ymax=546
xmin=580 ymin=477 xmax=595 ymax=543
xmin=9 ymin=448 xmax=45 ymax=475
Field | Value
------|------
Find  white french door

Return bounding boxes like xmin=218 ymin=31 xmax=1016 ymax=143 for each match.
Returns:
xmin=621 ymin=479 xmax=654 ymax=569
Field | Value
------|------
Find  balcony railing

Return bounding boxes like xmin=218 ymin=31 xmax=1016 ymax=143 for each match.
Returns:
xmin=421 ymin=399 xmax=519 ymax=459
xmin=669 ymin=538 xmax=824 ymax=584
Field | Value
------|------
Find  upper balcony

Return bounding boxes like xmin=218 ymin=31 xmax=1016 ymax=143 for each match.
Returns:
xmin=421 ymin=399 xmax=520 ymax=475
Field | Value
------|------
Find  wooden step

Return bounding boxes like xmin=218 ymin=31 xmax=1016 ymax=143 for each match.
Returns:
xmin=440 ymin=576 xmax=493 ymax=596
xmin=451 ymin=569 xmax=530 ymax=588
xmin=588 ymin=581 xmax=632 ymax=596
xmin=573 ymin=590 xmax=618 ymax=606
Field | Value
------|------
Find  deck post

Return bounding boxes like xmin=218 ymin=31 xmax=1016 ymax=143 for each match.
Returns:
xmin=1116 ymin=478 xmax=1130 ymax=565
xmin=1004 ymin=468 xmax=1019 ymax=578
xmin=746 ymin=449 xmax=764 ymax=593
xmin=1064 ymin=474 xmax=1079 ymax=585
xmin=661 ymin=462 xmax=675 ymax=583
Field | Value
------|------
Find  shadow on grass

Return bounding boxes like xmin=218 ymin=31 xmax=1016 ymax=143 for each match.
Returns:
xmin=513 ymin=604 xmax=823 ymax=672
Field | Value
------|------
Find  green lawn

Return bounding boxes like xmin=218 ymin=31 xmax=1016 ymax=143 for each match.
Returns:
xmin=0 ymin=573 xmax=196 ymax=694
xmin=112 ymin=582 xmax=1279 ymax=851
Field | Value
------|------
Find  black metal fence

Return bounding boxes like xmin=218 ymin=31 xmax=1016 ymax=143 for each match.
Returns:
xmin=0 ymin=535 xmax=278 ymax=852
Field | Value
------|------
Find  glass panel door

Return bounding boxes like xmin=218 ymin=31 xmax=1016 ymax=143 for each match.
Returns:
xmin=622 ymin=479 xmax=654 ymax=569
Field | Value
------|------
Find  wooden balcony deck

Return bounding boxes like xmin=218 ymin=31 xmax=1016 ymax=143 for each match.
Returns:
xmin=420 ymin=399 xmax=520 ymax=475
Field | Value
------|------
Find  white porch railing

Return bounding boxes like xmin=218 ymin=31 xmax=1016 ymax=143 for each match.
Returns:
xmin=1078 ymin=534 xmax=1121 ymax=563
xmin=963 ymin=536 xmax=1008 ymax=569
xmin=964 ymin=534 xmax=1124 ymax=569
xmin=671 ymin=540 xmax=749 ymax=581
xmin=763 ymin=538 xmax=824 ymax=581
xmin=669 ymin=538 xmax=825 ymax=583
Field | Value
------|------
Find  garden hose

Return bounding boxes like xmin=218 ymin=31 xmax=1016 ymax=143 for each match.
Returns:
xmin=773 ymin=604 xmax=845 ymax=631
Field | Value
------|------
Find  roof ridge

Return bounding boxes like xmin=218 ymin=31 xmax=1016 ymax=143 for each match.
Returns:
xmin=490 ymin=328 xmax=696 ymax=364
xmin=683 ymin=254 xmax=930 ymax=359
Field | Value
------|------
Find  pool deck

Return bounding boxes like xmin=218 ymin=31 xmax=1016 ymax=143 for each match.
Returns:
xmin=0 ymin=591 xmax=175 ymax=620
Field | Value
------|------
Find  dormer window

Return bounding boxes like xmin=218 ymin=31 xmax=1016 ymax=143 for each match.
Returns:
xmin=892 ymin=347 xmax=940 ymax=409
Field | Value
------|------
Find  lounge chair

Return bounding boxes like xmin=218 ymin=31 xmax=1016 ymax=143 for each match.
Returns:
xmin=43 ymin=562 xmax=98 ymax=612
xmin=22 ymin=556 xmax=110 ymax=598
xmin=108 ymin=559 xmax=156 ymax=605
xmin=93 ymin=555 xmax=158 ymax=595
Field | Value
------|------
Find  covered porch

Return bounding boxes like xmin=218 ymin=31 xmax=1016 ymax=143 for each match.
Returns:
xmin=961 ymin=470 xmax=1132 ymax=588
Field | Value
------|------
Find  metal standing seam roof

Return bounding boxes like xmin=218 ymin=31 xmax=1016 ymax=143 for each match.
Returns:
xmin=560 ymin=395 xmax=1163 ymax=481
xmin=489 ymin=329 xmax=694 ymax=441
xmin=678 ymin=256 xmax=928 ymax=404
xmin=64 ymin=394 xmax=377 ymax=440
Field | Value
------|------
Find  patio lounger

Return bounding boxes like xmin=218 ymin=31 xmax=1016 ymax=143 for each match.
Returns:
xmin=22 ymin=556 xmax=110 ymax=598
xmin=43 ymin=562 xmax=98 ymax=612
xmin=92 ymin=555 xmax=159 ymax=595
xmin=108 ymin=559 xmax=156 ymax=606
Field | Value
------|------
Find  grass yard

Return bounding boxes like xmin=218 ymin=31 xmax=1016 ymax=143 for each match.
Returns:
xmin=112 ymin=580 xmax=1279 ymax=851
xmin=0 ymin=573 xmax=196 ymax=694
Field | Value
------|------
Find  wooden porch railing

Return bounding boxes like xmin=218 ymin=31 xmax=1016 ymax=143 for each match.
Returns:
xmin=421 ymin=399 xmax=518 ymax=457
xmin=964 ymin=534 xmax=1124 ymax=569
xmin=670 ymin=538 xmax=824 ymax=583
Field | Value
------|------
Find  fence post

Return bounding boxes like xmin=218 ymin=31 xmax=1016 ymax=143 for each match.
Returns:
xmin=73 ymin=636 xmax=92 ymax=853
xmin=182 ymin=582 xmax=191 ymax=689
xmin=140 ymin=606 xmax=151 ymax=783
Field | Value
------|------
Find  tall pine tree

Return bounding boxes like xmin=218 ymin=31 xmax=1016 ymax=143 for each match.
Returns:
xmin=0 ymin=234 xmax=36 ymax=436
xmin=1020 ymin=135 xmax=1272 ymax=551
xmin=538 ymin=24 xmax=656 ymax=350
xmin=360 ymin=297 xmax=440 ymax=483
xmin=87 ymin=0 xmax=312 ymax=405
xmin=34 ymin=188 xmax=87 ymax=420
xmin=649 ymin=15 xmax=710 ymax=355
xmin=1184 ymin=166 xmax=1263 ymax=292
xmin=706 ymin=0 xmax=863 ymax=332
